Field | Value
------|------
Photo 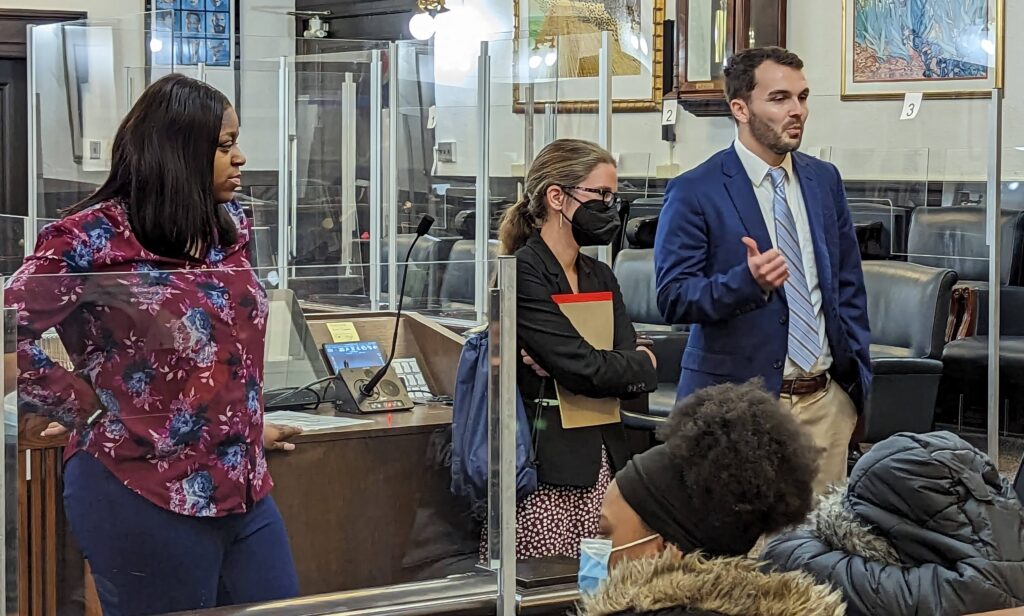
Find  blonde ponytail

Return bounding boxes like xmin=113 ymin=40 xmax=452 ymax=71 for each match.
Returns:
xmin=498 ymin=198 xmax=535 ymax=255
xmin=496 ymin=139 xmax=616 ymax=256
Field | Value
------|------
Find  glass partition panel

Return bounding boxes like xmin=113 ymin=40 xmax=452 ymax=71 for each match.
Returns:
xmin=4 ymin=258 xmax=511 ymax=613
xmin=388 ymin=38 xmax=484 ymax=322
xmin=800 ymin=94 xmax=998 ymax=458
xmin=803 ymin=94 xmax=990 ymax=261
xmin=0 ymin=216 xmax=27 ymax=278
xmin=996 ymin=81 xmax=1022 ymax=465
xmin=284 ymin=41 xmax=391 ymax=305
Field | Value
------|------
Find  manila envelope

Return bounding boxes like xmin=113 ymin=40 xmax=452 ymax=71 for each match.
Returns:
xmin=551 ymin=292 xmax=621 ymax=429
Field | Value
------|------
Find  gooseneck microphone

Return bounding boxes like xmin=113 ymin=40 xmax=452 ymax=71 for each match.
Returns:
xmin=358 ymin=214 xmax=435 ymax=399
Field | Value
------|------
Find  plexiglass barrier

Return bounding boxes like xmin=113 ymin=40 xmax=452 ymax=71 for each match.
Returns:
xmin=1 ymin=250 xmax=516 ymax=614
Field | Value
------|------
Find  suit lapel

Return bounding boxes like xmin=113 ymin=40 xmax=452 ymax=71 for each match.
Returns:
xmin=722 ymin=147 xmax=773 ymax=253
xmin=793 ymin=155 xmax=834 ymax=297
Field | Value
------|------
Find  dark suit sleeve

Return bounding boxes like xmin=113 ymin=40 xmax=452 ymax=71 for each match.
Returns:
xmin=654 ymin=177 xmax=767 ymax=325
xmin=517 ymin=261 xmax=657 ymax=399
xmin=829 ymin=163 xmax=873 ymax=404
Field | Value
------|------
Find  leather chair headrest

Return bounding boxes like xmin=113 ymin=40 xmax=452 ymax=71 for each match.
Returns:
xmin=453 ymin=210 xmax=476 ymax=239
xmin=626 ymin=215 xmax=659 ymax=249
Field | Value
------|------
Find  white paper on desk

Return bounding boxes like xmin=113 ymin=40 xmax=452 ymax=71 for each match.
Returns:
xmin=264 ymin=411 xmax=371 ymax=433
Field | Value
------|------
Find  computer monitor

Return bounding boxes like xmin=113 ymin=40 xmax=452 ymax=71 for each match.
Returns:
xmin=263 ymin=289 xmax=331 ymax=402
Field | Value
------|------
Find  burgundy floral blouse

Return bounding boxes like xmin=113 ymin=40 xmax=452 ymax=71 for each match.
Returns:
xmin=5 ymin=199 xmax=272 ymax=517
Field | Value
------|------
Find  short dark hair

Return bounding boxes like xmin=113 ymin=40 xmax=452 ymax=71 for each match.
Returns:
xmin=656 ymin=380 xmax=819 ymax=537
xmin=724 ymin=46 xmax=804 ymax=102
xmin=66 ymin=73 xmax=237 ymax=260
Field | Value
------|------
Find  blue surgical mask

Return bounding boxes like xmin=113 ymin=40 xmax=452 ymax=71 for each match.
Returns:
xmin=578 ymin=534 xmax=660 ymax=596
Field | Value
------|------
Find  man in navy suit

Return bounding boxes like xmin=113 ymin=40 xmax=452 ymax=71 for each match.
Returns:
xmin=654 ymin=47 xmax=871 ymax=493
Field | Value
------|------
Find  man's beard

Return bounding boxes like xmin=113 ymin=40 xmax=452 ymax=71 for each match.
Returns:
xmin=749 ymin=110 xmax=802 ymax=156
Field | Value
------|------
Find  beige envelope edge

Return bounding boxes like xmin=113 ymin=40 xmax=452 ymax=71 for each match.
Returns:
xmin=554 ymin=299 xmax=621 ymax=429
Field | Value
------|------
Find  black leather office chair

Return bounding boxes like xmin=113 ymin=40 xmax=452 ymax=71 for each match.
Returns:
xmin=612 ymin=248 xmax=687 ymax=433
xmin=861 ymin=261 xmax=957 ymax=442
xmin=848 ymin=200 xmax=911 ymax=259
xmin=907 ymin=206 xmax=1024 ymax=285
xmin=439 ymin=239 xmax=498 ymax=312
xmin=382 ymin=234 xmax=461 ymax=310
xmin=907 ymin=207 xmax=1024 ymax=430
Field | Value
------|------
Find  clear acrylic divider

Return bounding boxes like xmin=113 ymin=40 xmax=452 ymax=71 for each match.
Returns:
xmin=4 ymin=257 xmax=511 ymax=612
xmin=0 ymin=216 xmax=29 ymax=278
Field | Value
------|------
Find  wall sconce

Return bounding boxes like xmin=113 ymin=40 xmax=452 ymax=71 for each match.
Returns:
xmin=409 ymin=0 xmax=449 ymax=41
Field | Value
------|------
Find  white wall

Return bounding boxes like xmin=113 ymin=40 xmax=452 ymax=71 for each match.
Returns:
xmin=431 ymin=0 xmax=1024 ymax=181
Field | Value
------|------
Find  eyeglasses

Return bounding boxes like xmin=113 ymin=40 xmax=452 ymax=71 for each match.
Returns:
xmin=561 ymin=186 xmax=622 ymax=209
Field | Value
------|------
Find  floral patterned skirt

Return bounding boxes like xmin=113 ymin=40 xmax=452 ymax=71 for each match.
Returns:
xmin=480 ymin=448 xmax=612 ymax=560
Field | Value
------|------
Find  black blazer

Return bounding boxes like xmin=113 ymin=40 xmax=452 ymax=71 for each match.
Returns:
xmin=515 ymin=234 xmax=658 ymax=488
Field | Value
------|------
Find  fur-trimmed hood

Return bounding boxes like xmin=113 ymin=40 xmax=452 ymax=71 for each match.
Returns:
xmin=801 ymin=487 xmax=901 ymax=565
xmin=577 ymin=550 xmax=845 ymax=616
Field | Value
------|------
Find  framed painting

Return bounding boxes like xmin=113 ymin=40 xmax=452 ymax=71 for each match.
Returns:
xmin=842 ymin=0 xmax=1003 ymax=100
xmin=513 ymin=0 xmax=666 ymax=113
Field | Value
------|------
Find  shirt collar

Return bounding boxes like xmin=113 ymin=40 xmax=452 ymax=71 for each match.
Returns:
xmin=733 ymin=138 xmax=795 ymax=187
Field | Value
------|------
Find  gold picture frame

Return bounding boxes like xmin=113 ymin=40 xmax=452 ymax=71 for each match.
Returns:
xmin=841 ymin=0 xmax=1003 ymax=101
xmin=512 ymin=0 xmax=665 ymax=113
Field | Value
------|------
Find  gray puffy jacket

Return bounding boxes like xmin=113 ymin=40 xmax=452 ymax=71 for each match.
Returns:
xmin=762 ymin=431 xmax=1024 ymax=616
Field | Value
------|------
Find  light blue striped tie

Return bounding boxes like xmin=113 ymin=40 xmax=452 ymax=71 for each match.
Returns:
xmin=769 ymin=167 xmax=820 ymax=372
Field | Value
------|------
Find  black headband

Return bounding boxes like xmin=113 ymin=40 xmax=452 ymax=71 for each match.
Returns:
xmin=616 ymin=445 xmax=760 ymax=557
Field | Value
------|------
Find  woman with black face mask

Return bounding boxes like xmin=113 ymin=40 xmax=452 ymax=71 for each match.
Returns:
xmin=488 ymin=139 xmax=658 ymax=560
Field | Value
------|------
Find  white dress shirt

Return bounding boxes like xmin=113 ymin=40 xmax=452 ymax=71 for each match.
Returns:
xmin=734 ymin=139 xmax=832 ymax=378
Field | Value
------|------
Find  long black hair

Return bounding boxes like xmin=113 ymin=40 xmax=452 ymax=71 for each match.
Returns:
xmin=66 ymin=73 xmax=238 ymax=259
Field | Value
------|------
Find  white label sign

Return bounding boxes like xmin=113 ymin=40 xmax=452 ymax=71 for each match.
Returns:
xmin=900 ymin=92 xmax=923 ymax=120
xmin=661 ymin=99 xmax=677 ymax=126
xmin=427 ymin=105 xmax=437 ymax=129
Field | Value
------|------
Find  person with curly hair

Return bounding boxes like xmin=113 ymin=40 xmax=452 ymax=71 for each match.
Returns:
xmin=577 ymin=381 xmax=846 ymax=616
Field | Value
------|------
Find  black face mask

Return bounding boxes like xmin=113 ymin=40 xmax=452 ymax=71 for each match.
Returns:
xmin=562 ymin=197 xmax=621 ymax=247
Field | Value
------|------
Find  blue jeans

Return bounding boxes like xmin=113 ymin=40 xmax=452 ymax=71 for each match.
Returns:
xmin=63 ymin=453 xmax=299 ymax=616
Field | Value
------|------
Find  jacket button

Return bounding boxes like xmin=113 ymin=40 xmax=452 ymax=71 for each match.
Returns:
xmin=779 ymin=315 xmax=788 ymax=325
xmin=773 ymin=360 xmax=783 ymax=370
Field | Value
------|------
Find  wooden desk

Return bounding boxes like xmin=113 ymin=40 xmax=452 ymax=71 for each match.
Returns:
xmin=968 ymin=610 xmax=1024 ymax=615
xmin=268 ymin=402 xmax=481 ymax=594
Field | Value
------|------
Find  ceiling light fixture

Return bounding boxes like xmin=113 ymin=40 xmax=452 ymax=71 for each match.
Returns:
xmin=409 ymin=0 xmax=449 ymax=41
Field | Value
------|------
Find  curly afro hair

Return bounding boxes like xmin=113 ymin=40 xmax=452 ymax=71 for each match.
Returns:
xmin=655 ymin=379 xmax=820 ymax=537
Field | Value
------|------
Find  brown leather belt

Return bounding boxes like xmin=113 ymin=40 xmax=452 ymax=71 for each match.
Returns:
xmin=781 ymin=373 xmax=828 ymax=396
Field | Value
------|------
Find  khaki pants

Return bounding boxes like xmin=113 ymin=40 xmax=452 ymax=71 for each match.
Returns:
xmin=780 ymin=378 xmax=858 ymax=496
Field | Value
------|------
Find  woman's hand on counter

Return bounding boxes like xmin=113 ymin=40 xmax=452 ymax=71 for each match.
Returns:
xmin=264 ymin=423 xmax=303 ymax=452
xmin=41 ymin=422 xmax=69 ymax=437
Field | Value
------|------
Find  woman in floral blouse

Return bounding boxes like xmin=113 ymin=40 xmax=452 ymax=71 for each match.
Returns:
xmin=6 ymin=74 xmax=300 ymax=615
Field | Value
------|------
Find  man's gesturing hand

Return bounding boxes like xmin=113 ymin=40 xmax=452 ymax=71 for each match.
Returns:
xmin=742 ymin=237 xmax=789 ymax=292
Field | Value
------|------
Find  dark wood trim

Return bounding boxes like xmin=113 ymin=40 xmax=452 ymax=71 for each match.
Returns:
xmin=0 ymin=9 xmax=87 ymax=59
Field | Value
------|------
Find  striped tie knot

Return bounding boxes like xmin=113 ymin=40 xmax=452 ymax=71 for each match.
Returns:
xmin=769 ymin=166 xmax=787 ymax=190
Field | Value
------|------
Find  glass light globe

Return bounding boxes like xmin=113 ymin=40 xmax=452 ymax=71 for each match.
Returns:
xmin=150 ymin=38 xmax=164 ymax=53
xmin=639 ymin=37 xmax=649 ymax=55
xmin=528 ymin=54 xmax=542 ymax=69
xmin=630 ymin=33 xmax=639 ymax=49
xmin=544 ymin=50 xmax=557 ymax=66
xmin=409 ymin=12 xmax=435 ymax=41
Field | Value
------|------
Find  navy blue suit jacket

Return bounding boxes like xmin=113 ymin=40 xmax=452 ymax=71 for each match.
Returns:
xmin=654 ymin=146 xmax=872 ymax=412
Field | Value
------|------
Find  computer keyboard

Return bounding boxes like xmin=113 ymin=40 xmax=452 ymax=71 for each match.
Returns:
xmin=393 ymin=358 xmax=432 ymax=402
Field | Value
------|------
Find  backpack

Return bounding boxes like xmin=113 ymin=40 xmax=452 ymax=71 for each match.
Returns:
xmin=450 ymin=330 xmax=537 ymax=518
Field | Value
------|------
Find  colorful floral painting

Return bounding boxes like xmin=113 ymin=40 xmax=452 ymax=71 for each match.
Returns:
xmin=843 ymin=0 xmax=1002 ymax=99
